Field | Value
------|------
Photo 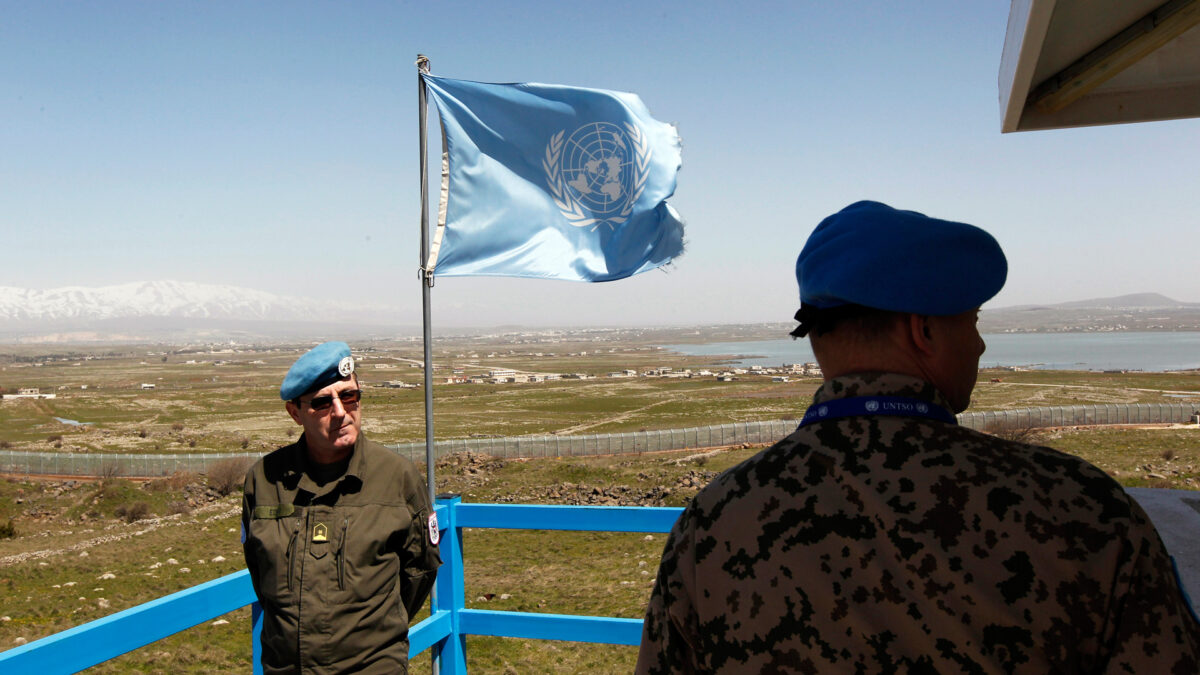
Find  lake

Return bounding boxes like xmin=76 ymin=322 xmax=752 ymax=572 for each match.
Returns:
xmin=660 ymin=332 xmax=1200 ymax=372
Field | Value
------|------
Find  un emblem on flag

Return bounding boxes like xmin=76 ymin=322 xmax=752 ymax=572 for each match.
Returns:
xmin=544 ymin=122 xmax=651 ymax=229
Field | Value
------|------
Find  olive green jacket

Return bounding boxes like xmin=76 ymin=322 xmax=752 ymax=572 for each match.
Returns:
xmin=242 ymin=434 xmax=441 ymax=674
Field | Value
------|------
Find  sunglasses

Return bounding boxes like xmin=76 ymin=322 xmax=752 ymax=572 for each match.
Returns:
xmin=304 ymin=389 xmax=362 ymax=412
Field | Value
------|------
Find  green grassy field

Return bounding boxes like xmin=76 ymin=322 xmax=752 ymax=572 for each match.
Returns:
xmin=1 ymin=341 xmax=1199 ymax=671
xmin=3 ymin=340 xmax=1198 ymax=458
xmin=2 ymin=425 xmax=1198 ymax=672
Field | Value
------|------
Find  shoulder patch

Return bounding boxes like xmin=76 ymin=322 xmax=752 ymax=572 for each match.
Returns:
xmin=428 ymin=512 xmax=441 ymax=546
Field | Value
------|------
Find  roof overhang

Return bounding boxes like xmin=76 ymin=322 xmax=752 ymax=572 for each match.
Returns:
xmin=1000 ymin=0 xmax=1200 ymax=132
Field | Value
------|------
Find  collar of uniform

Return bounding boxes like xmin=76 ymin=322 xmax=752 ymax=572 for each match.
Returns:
xmin=293 ymin=433 xmax=366 ymax=498
xmin=811 ymin=372 xmax=955 ymax=413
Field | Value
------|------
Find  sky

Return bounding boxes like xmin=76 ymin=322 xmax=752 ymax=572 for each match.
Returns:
xmin=4 ymin=1 xmax=1199 ymax=328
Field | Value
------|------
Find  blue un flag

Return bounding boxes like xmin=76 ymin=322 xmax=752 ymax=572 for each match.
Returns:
xmin=421 ymin=74 xmax=684 ymax=282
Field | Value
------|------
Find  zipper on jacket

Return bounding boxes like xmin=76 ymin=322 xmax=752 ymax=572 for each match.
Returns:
xmin=286 ymin=523 xmax=300 ymax=592
xmin=336 ymin=517 xmax=348 ymax=591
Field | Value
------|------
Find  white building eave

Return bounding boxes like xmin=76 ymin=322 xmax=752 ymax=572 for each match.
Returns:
xmin=1000 ymin=0 xmax=1200 ymax=132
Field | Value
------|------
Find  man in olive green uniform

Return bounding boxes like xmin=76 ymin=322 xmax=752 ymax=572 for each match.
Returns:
xmin=637 ymin=202 xmax=1200 ymax=673
xmin=243 ymin=341 xmax=441 ymax=674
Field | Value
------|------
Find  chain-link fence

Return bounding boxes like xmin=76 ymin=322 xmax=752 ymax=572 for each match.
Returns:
xmin=2 ymin=402 xmax=1196 ymax=477
xmin=386 ymin=420 xmax=801 ymax=464
xmin=0 ymin=451 xmax=262 ymax=478
xmin=957 ymin=402 xmax=1198 ymax=431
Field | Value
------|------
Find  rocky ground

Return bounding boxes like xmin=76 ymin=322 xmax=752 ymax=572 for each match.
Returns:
xmin=432 ymin=447 xmax=756 ymax=508
xmin=0 ymin=474 xmax=238 ymax=568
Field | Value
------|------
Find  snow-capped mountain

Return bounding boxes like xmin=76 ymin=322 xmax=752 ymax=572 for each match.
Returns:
xmin=0 ymin=281 xmax=351 ymax=322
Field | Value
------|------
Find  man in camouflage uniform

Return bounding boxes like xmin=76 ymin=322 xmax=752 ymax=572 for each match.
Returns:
xmin=243 ymin=342 xmax=441 ymax=674
xmin=637 ymin=201 xmax=1200 ymax=673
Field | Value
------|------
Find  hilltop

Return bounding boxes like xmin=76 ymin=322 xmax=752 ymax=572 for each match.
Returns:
xmin=980 ymin=293 xmax=1200 ymax=333
xmin=0 ymin=281 xmax=417 ymax=343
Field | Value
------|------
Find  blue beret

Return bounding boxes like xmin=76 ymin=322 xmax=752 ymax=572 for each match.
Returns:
xmin=796 ymin=201 xmax=1007 ymax=315
xmin=280 ymin=341 xmax=355 ymax=401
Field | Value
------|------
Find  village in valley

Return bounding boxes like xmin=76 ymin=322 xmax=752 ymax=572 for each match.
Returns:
xmin=377 ymin=357 xmax=821 ymax=387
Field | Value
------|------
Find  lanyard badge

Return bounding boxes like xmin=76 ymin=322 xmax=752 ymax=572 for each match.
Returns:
xmin=798 ymin=396 xmax=956 ymax=428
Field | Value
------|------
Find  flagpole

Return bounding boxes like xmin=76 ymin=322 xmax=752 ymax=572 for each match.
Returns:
xmin=416 ymin=53 xmax=441 ymax=675
xmin=417 ymin=55 xmax=435 ymax=522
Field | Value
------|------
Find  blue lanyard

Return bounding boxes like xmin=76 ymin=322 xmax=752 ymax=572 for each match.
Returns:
xmin=798 ymin=396 xmax=957 ymax=428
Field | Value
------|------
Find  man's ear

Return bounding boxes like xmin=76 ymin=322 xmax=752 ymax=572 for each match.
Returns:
xmin=285 ymin=401 xmax=303 ymax=425
xmin=908 ymin=314 xmax=936 ymax=356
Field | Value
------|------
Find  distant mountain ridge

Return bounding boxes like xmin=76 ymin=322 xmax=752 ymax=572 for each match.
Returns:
xmin=0 ymin=281 xmax=419 ymax=342
xmin=994 ymin=293 xmax=1200 ymax=312
xmin=0 ymin=280 xmax=382 ymax=322
xmin=982 ymin=293 xmax=1200 ymax=333
xmin=1 ymin=283 xmax=1198 ymax=341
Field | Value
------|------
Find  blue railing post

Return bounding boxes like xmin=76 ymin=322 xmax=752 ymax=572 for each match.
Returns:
xmin=434 ymin=495 xmax=468 ymax=674
xmin=251 ymin=601 xmax=263 ymax=675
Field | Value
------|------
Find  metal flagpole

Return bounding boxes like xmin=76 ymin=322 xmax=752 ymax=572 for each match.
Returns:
xmin=416 ymin=53 xmax=441 ymax=675
xmin=416 ymin=54 xmax=435 ymax=537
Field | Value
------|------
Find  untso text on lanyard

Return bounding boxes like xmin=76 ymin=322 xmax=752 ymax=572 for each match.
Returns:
xmin=797 ymin=396 xmax=958 ymax=428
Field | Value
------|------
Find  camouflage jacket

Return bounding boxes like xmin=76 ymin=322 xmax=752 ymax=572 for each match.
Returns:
xmin=242 ymin=434 xmax=441 ymax=675
xmin=637 ymin=373 xmax=1200 ymax=674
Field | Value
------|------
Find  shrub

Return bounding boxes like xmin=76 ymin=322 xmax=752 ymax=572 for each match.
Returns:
xmin=47 ymin=434 xmax=63 ymax=444
xmin=100 ymin=461 xmax=124 ymax=482
xmin=0 ymin=519 xmax=16 ymax=539
xmin=982 ymin=421 xmax=1044 ymax=444
xmin=1162 ymin=449 xmax=1177 ymax=461
xmin=187 ymin=438 xmax=197 ymax=448
xmin=171 ymin=422 xmax=184 ymax=432
xmin=138 ymin=428 xmax=149 ymax=438
xmin=207 ymin=457 xmax=254 ymax=496
xmin=167 ymin=501 xmax=192 ymax=516
xmin=240 ymin=438 xmax=250 ymax=450
xmin=170 ymin=470 xmax=200 ymax=490
xmin=0 ymin=440 xmax=10 ymax=449
xmin=146 ymin=471 xmax=200 ymax=492
xmin=114 ymin=501 xmax=151 ymax=523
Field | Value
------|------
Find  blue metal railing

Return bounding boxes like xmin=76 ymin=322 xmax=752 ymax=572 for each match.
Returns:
xmin=0 ymin=500 xmax=683 ymax=674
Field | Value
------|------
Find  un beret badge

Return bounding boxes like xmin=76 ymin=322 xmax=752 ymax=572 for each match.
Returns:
xmin=338 ymin=356 xmax=354 ymax=377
